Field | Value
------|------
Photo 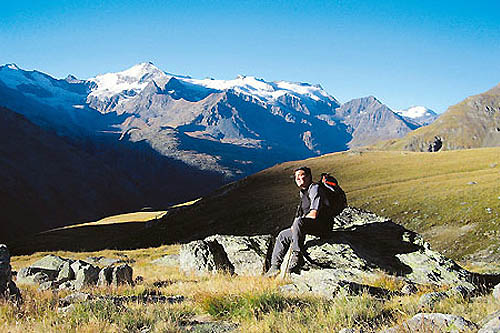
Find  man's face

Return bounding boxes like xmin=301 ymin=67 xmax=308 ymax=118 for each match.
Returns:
xmin=294 ymin=170 xmax=312 ymax=189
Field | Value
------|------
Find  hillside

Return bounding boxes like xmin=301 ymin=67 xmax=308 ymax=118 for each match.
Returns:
xmin=14 ymin=148 xmax=500 ymax=265
xmin=377 ymin=83 xmax=500 ymax=151
xmin=0 ymin=106 xmax=224 ymax=241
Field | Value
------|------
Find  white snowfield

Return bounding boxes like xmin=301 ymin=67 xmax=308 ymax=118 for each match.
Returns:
xmin=396 ymin=106 xmax=436 ymax=119
xmin=0 ymin=63 xmax=84 ymax=107
xmin=87 ymin=62 xmax=172 ymax=99
xmin=87 ymin=62 xmax=338 ymax=105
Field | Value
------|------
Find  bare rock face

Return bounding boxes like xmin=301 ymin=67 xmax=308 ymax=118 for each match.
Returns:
xmin=0 ymin=244 xmax=21 ymax=302
xmin=16 ymin=255 xmax=133 ymax=291
xmin=493 ymin=283 xmax=500 ymax=301
xmin=179 ymin=207 xmax=498 ymax=298
xmin=180 ymin=235 xmax=272 ymax=276
xmin=479 ymin=310 xmax=500 ymax=333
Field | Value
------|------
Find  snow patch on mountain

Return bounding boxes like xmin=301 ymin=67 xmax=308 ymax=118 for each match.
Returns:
xmin=182 ymin=74 xmax=337 ymax=105
xmin=0 ymin=64 xmax=86 ymax=108
xmin=396 ymin=106 xmax=436 ymax=119
xmin=88 ymin=62 xmax=171 ymax=99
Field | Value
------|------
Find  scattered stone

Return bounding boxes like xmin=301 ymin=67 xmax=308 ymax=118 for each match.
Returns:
xmin=38 ymin=280 xmax=59 ymax=291
xmin=151 ymin=254 xmax=180 ymax=266
xmin=56 ymin=261 xmax=75 ymax=283
xmin=58 ymin=280 xmax=76 ymax=291
xmin=17 ymin=254 xmax=135 ymax=291
xmin=86 ymin=256 xmax=123 ymax=266
xmin=382 ymin=313 xmax=477 ymax=332
xmin=401 ymin=283 xmax=418 ymax=295
xmin=419 ymin=291 xmax=449 ymax=307
xmin=59 ymin=292 xmax=92 ymax=306
xmin=479 ymin=310 xmax=500 ymax=333
xmin=179 ymin=240 xmax=232 ymax=275
xmin=72 ymin=261 xmax=100 ymax=290
xmin=97 ymin=266 xmax=114 ymax=286
xmin=493 ymin=283 xmax=500 ymax=301
xmin=31 ymin=255 xmax=68 ymax=272
xmin=205 ymin=234 xmax=272 ymax=276
xmin=0 ymin=244 xmax=21 ymax=302
xmin=111 ymin=264 xmax=133 ymax=286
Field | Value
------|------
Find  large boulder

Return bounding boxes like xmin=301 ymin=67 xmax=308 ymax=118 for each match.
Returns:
xmin=0 ymin=244 xmax=21 ymax=302
xmin=179 ymin=207 xmax=490 ymax=298
xmin=493 ymin=283 xmax=500 ymax=301
xmin=205 ymin=235 xmax=272 ymax=276
xmin=179 ymin=240 xmax=232 ymax=275
xmin=382 ymin=313 xmax=477 ymax=332
xmin=180 ymin=235 xmax=272 ymax=276
xmin=72 ymin=260 xmax=100 ymax=290
xmin=479 ymin=310 xmax=500 ymax=333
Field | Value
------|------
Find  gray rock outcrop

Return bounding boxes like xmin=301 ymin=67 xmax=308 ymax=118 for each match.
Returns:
xmin=493 ymin=283 xmax=500 ymax=301
xmin=180 ymin=235 xmax=272 ymax=276
xmin=179 ymin=207 xmax=497 ymax=298
xmin=0 ymin=244 xmax=21 ymax=302
xmin=382 ymin=313 xmax=477 ymax=332
xmin=479 ymin=310 xmax=500 ymax=333
xmin=16 ymin=255 xmax=133 ymax=291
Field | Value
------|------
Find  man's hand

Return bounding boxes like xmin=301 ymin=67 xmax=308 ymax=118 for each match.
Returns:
xmin=305 ymin=209 xmax=318 ymax=219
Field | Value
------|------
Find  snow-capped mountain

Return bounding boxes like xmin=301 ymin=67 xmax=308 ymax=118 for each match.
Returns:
xmin=396 ymin=106 xmax=439 ymax=126
xmin=0 ymin=62 xmax=425 ymax=177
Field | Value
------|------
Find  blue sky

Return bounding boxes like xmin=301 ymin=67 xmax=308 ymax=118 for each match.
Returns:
xmin=1 ymin=0 xmax=500 ymax=113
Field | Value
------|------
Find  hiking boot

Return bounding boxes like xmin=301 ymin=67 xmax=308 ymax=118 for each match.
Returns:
xmin=287 ymin=251 xmax=303 ymax=274
xmin=264 ymin=265 xmax=280 ymax=278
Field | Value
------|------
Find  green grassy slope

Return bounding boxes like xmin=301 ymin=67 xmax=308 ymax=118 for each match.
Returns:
xmin=376 ymin=83 xmax=500 ymax=151
xmin=13 ymin=148 xmax=500 ymax=264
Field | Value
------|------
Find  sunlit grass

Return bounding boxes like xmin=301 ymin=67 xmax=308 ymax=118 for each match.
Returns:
xmin=5 ymin=243 xmax=499 ymax=332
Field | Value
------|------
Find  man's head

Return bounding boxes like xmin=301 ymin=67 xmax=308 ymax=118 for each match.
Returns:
xmin=294 ymin=166 xmax=312 ymax=189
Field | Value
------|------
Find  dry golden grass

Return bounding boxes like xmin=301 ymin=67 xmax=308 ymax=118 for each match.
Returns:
xmin=5 ymin=244 xmax=499 ymax=332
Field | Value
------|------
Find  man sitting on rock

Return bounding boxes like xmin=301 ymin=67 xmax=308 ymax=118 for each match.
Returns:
xmin=265 ymin=166 xmax=335 ymax=277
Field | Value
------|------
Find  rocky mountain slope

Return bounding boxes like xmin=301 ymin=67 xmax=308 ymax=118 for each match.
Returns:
xmin=378 ymin=83 xmax=500 ymax=151
xmin=0 ymin=106 xmax=224 ymax=241
xmin=395 ymin=106 xmax=439 ymax=126
xmin=0 ymin=62 xmax=425 ymax=178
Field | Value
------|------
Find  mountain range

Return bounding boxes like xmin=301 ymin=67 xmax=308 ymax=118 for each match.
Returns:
xmin=378 ymin=83 xmax=500 ymax=151
xmin=0 ymin=62 xmax=435 ymax=237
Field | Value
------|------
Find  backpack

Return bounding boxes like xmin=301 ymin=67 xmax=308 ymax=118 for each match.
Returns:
xmin=318 ymin=173 xmax=347 ymax=217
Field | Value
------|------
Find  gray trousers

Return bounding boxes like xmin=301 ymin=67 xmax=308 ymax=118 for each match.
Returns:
xmin=270 ymin=216 xmax=329 ymax=267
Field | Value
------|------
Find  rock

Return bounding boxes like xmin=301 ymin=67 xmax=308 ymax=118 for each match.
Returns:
xmin=382 ymin=313 xmax=478 ymax=332
xmin=72 ymin=261 xmax=100 ymax=290
xmin=401 ymin=283 xmax=418 ymax=295
xmin=493 ymin=283 xmax=500 ymax=301
xmin=58 ymin=280 xmax=76 ymax=291
xmin=86 ymin=256 xmax=124 ymax=266
xmin=16 ymin=267 xmax=51 ymax=285
xmin=205 ymin=235 xmax=272 ymax=276
xmin=419 ymin=291 xmax=449 ymax=307
xmin=59 ymin=292 xmax=91 ymax=306
xmin=0 ymin=244 xmax=21 ymax=302
xmin=111 ymin=264 xmax=133 ymax=286
xmin=38 ymin=281 xmax=59 ymax=291
xmin=56 ymin=261 xmax=75 ymax=283
xmin=97 ymin=266 xmax=114 ymax=286
xmin=31 ymin=254 xmax=68 ymax=272
xmin=151 ymin=254 xmax=180 ymax=266
xmin=179 ymin=207 xmax=483 ymax=298
xmin=479 ymin=310 xmax=500 ymax=333
xmin=179 ymin=240 xmax=232 ymax=275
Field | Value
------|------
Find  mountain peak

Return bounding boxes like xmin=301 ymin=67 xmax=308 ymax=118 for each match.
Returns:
xmin=3 ymin=63 xmax=20 ymax=71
